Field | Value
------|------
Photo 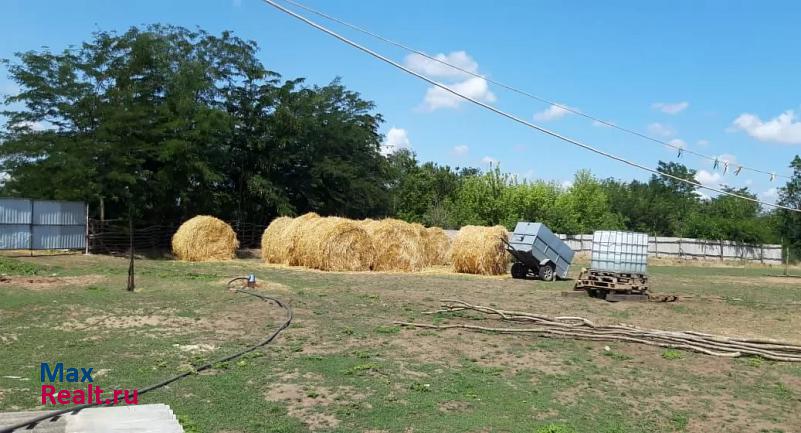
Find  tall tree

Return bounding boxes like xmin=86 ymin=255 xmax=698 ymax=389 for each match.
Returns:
xmin=1 ymin=25 xmax=389 ymax=224
xmin=778 ymin=156 xmax=801 ymax=255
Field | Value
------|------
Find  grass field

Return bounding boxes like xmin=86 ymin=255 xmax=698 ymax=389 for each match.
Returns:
xmin=1 ymin=254 xmax=800 ymax=433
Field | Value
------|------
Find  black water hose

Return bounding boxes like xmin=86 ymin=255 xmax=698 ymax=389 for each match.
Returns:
xmin=0 ymin=277 xmax=292 ymax=433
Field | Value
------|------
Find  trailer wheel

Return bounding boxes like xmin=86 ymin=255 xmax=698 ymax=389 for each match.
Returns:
xmin=511 ymin=262 xmax=527 ymax=279
xmin=538 ymin=264 xmax=555 ymax=282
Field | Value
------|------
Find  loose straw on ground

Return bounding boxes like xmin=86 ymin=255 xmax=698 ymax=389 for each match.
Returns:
xmin=395 ymin=300 xmax=801 ymax=362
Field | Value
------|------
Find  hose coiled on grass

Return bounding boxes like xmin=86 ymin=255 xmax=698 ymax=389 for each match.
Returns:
xmin=0 ymin=277 xmax=292 ymax=433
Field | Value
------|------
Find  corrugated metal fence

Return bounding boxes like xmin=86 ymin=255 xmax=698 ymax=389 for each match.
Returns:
xmin=0 ymin=198 xmax=87 ymax=250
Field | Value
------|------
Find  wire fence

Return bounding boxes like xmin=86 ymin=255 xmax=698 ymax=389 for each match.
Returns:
xmin=88 ymin=219 xmax=267 ymax=255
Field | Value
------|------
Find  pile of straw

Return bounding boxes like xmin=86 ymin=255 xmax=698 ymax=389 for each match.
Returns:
xmin=294 ymin=217 xmax=374 ymax=271
xmin=362 ymin=218 xmax=426 ymax=272
xmin=423 ymin=227 xmax=451 ymax=265
xmin=281 ymin=212 xmax=320 ymax=266
xmin=261 ymin=216 xmax=293 ymax=264
xmin=171 ymin=215 xmax=239 ymax=262
xmin=450 ymin=225 xmax=509 ymax=275
xmin=259 ymin=213 xmax=505 ymax=275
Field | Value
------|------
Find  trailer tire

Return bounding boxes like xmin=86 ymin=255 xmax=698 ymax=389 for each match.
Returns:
xmin=538 ymin=264 xmax=555 ymax=282
xmin=511 ymin=262 xmax=527 ymax=279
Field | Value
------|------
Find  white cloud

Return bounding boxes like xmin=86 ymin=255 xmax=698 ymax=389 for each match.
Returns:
xmin=404 ymin=51 xmax=495 ymax=111
xmin=761 ymin=188 xmax=778 ymax=202
xmin=421 ymin=76 xmax=495 ymax=111
xmin=451 ymin=144 xmax=469 ymax=157
xmin=480 ymin=156 xmax=498 ymax=166
xmin=17 ymin=120 xmax=53 ymax=131
xmin=668 ymin=138 xmax=686 ymax=151
xmin=731 ymin=109 xmax=801 ymax=144
xmin=561 ymin=180 xmax=573 ymax=189
xmin=533 ymin=104 xmax=575 ymax=122
xmin=404 ymin=51 xmax=478 ymax=81
xmin=652 ymin=101 xmax=689 ymax=114
xmin=647 ymin=122 xmax=675 ymax=138
xmin=717 ymin=153 xmax=737 ymax=166
xmin=381 ymin=127 xmax=411 ymax=155
xmin=696 ymin=139 xmax=710 ymax=147
xmin=695 ymin=169 xmax=721 ymax=187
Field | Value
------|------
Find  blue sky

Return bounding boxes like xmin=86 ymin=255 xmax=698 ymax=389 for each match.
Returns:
xmin=2 ymin=1 xmax=800 ymax=204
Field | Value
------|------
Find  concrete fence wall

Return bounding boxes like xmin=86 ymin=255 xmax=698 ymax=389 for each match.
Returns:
xmin=445 ymin=229 xmax=783 ymax=265
xmin=558 ymin=234 xmax=783 ymax=265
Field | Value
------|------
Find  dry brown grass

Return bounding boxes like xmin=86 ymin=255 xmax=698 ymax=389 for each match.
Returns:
xmin=171 ymin=215 xmax=239 ymax=262
xmin=450 ymin=225 xmax=509 ymax=275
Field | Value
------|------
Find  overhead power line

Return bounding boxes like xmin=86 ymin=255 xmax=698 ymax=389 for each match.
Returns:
xmin=260 ymin=0 xmax=799 ymax=213
xmin=276 ymin=0 xmax=791 ymax=182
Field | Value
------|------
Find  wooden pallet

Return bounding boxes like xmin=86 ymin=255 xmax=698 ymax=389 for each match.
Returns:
xmin=574 ymin=268 xmax=649 ymax=293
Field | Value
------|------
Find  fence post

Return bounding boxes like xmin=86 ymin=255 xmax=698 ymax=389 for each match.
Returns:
xmin=28 ymin=199 xmax=34 ymax=256
xmin=84 ymin=202 xmax=90 ymax=255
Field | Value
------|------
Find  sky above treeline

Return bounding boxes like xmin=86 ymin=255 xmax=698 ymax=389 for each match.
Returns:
xmin=2 ymin=0 xmax=800 ymax=204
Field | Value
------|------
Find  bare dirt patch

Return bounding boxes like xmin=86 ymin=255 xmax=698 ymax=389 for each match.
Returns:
xmin=0 ymin=275 xmax=105 ymax=290
xmin=438 ymin=400 xmax=472 ymax=412
xmin=264 ymin=383 xmax=370 ymax=431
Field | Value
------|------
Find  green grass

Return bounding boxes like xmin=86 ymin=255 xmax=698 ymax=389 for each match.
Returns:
xmin=0 ymin=256 xmax=49 ymax=275
xmin=0 ymin=254 xmax=800 ymax=432
xmin=661 ymin=349 xmax=684 ymax=360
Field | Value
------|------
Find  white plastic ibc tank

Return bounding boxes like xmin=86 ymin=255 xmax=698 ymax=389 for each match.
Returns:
xmin=590 ymin=230 xmax=649 ymax=274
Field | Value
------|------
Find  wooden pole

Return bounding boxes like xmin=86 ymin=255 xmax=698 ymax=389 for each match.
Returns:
xmin=127 ymin=207 xmax=135 ymax=292
xmin=84 ymin=202 xmax=89 ymax=255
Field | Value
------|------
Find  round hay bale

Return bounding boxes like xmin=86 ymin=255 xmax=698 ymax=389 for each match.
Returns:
xmin=279 ymin=212 xmax=320 ymax=266
xmin=424 ymin=226 xmax=451 ymax=266
xmin=359 ymin=218 xmax=380 ymax=235
xmin=261 ymin=216 xmax=293 ymax=264
xmin=171 ymin=215 xmax=239 ymax=262
xmin=368 ymin=218 xmax=426 ymax=272
xmin=293 ymin=217 xmax=374 ymax=271
xmin=450 ymin=225 xmax=508 ymax=275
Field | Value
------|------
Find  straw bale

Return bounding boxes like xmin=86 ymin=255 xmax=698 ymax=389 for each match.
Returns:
xmin=171 ymin=215 xmax=239 ymax=262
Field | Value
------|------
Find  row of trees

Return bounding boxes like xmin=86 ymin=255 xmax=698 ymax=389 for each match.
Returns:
xmin=1 ymin=25 xmax=800 ymax=254
xmin=386 ymin=152 xmax=796 ymax=246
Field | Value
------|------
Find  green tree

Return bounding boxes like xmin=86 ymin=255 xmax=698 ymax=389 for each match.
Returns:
xmin=1 ymin=25 xmax=389 ymax=224
xmin=778 ymin=156 xmax=801 ymax=256
xmin=550 ymin=170 xmax=623 ymax=234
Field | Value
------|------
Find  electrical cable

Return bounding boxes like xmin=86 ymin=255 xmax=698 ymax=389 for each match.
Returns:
xmin=277 ymin=0 xmax=792 ymax=182
xmin=259 ymin=0 xmax=800 ymax=213
xmin=0 ymin=278 xmax=292 ymax=433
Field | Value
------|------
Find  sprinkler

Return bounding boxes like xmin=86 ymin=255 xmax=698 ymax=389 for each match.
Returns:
xmin=247 ymin=273 xmax=257 ymax=288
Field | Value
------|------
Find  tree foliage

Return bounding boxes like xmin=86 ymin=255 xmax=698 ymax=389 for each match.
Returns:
xmin=0 ymin=25 xmax=387 ymax=224
xmin=0 ymin=25 xmax=795 ymax=250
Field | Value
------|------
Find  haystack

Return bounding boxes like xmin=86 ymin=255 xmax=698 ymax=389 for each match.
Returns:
xmin=450 ymin=225 xmax=509 ymax=275
xmin=293 ymin=217 xmax=374 ymax=271
xmin=171 ymin=215 xmax=239 ymax=262
xmin=367 ymin=218 xmax=426 ymax=272
xmin=261 ymin=216 xmax=293 ymax=264
xmin=279 ymin=212 xmax=320 ymax=266
xmin=424 ymin=227 xmax=451 ymax=266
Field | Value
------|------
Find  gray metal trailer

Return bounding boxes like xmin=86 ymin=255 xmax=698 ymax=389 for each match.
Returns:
xmin=504 ymin=222 xmax=575 ymax=281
